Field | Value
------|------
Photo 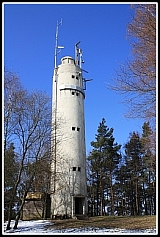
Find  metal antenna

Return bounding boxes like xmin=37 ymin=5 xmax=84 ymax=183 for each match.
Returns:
xmin=54 ymin=19 xmax=64 ymax=69
xmin=79 ymin=48 xmax=83 ymax=68
xmin=53 ymin=19 xmax=64 ymax=194
xmin=83 ymin=78 xmax=93 ymax=90
xmin=75 ymin=41 xmax=85 ymax=69
xmin=75 ymin=41 xmax=80 ymax=66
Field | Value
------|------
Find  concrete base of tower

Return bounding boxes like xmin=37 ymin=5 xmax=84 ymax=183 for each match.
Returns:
xmin=50 ymin=193 xmax=88 ymax=220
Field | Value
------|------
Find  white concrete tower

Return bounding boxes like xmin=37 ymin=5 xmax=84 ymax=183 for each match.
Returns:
xmin=50 ymin=22 xmax=88 ymax=219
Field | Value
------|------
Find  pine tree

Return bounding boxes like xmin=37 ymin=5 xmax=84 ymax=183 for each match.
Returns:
xmin=141 ymin=122 xmax=156 ymax=215
xmin=124 ymin=132 xmax=144 ymax=215
xmin=4 ymin=143 xmax=18 ymax=221
xmin=87 ymin=118 xmax=121 ymax=216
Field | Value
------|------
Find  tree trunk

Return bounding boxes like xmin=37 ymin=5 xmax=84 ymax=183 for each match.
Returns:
xmin=6 ymin=202 xmax=12 ymax=230
xmin=13 ymin=197 xmax=26 ymax=229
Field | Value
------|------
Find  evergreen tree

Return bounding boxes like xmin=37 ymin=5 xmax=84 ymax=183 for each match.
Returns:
xmin=114 ymin=165 xmax=130 ymax=216
xmin=4 ymin=143 xmax=18 ymax=220
xmin=141 ymin=122 xmax=156 ymax=215
xmin=124 ymin=132 xmax=144 ymax=215
xmin=87 ymin=118 xmax=122 ymax=216
xmin=114 ymin=122 xmax=156 ymax=216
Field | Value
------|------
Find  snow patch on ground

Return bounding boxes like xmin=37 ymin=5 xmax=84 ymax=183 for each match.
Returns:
xmin=3 ymin=220 xmax=157 ymax=235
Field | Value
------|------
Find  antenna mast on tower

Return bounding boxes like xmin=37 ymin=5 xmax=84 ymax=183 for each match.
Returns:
xmin=54 ymin=19 xmax=64 ymax=70
xmin=53 ymin=19 xmax=64 ymax=194
xmin=75 ymin=41 xmax=93 ymax=90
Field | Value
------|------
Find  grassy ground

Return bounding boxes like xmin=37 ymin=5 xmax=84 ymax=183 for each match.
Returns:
xmin=47 ymin=215 xmax=156 ymax=230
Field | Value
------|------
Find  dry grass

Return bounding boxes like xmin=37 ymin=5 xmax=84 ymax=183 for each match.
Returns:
xmin=47 ymin=215 xmax=156 ymax=231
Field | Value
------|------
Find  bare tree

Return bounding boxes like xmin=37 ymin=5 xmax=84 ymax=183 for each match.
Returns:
xmin=4 ymin=69 xmax=52 ymax=229
xmin=4 ymin=69 xmax=25 ymax=153
xmin=107 ymin=4 xmax=156 ymax=127
xmin=4 ymin=69 xmax=27 ymax=230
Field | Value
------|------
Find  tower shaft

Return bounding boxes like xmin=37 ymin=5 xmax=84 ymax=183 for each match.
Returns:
xmin=50 ymin=55 xmax=88 ymax=218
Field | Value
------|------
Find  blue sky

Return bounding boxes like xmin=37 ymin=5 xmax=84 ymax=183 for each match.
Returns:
xmin=3 ymin=2 xmax=146 ymax=154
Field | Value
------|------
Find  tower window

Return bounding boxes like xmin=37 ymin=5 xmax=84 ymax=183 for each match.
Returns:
xmin=72 ymin=92 xmax=75 ymax=95
xmin=73 ymin=167 xmax=76 ymax=171
xmin=77 ymin=127 xmax=80 ymax=131
xmin=76 ymin=92 xmax=79 ymax=96
xmin=72 ymin=127 xmax=76 ymax=131
xmin=76 ymin=76 xmax=79 ymax=79
xmin=72 ymin=75 xmax=75 ymax=78
xmin=78 ymin=167 xmax=81 ymax=171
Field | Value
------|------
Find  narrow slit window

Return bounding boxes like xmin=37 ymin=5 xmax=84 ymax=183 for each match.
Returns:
xmin=77 ymin=127 xmax=80 ymax=131
xmin=73 ymin=167 xmax=76 ymax=171
xmin=72 ymin=127 xmax=76 ymax=131
xmin=78 ymin=167 xmax=81 ymax=171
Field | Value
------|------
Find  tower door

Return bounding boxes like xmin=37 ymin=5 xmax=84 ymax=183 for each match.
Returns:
xmin=75 ymin=197 xmax=83 ymax=215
